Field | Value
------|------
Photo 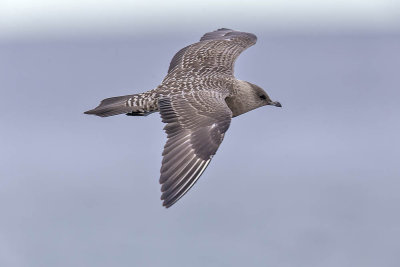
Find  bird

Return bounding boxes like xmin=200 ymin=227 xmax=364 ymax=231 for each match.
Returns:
xmin=85 ymin=28 xmax=282 ymax=208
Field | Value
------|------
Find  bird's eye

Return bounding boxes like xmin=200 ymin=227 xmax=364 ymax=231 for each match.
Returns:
xmin=259 ymin=95 xmax=267 ymax=100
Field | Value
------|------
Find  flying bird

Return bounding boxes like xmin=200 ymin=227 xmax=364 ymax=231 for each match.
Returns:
xmin=85 ymin=28 xmax=282 ymax=208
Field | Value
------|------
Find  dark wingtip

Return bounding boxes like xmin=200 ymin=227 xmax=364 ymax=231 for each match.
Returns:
xmin=162 ymin=201 xmax=173 ymax=209
xmin=217 ymin=27 xmax=232 ymax=31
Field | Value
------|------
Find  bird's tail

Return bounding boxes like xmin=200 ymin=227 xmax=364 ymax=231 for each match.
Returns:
xmin=84 ymin=92 xmax=158 ymax=117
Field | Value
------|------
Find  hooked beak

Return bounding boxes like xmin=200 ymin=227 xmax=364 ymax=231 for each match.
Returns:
xmin=269 ymin=101 xmax=282 ymax=107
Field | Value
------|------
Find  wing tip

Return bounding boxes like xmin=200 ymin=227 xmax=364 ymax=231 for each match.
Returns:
xmin=162 ymin=200 xmax=175 ymax=209
xmin=160 ymin=159 xmax=211 ymax=209
xmin=200 ymin=28 xmax=257 ymax=44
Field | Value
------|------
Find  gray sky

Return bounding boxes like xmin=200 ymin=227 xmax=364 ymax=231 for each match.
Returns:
xmin=1 ymin=0 xmax=400 ymax=38
xmin=1 ymin=2 xmax=400 ymax=267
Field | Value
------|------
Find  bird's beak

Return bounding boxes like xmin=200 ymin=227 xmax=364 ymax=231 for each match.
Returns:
xmin=269 ymin=101 xmax=282 ymax=107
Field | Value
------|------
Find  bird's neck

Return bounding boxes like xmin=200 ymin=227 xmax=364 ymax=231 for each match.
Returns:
xmin=225 ymin=80 xmax=258 ymax=117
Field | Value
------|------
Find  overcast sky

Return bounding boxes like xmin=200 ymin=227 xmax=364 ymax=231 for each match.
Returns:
xmin=1 ymin=0 xmax=400 ymax=38
xmin=1 ymin=1 xmax=400 ymax=266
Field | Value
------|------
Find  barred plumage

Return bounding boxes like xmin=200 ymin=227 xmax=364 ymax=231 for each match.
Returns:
xmin=85 ymin=28 xmax=281 ymax=208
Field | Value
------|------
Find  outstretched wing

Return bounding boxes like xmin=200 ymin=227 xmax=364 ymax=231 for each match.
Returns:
xmin=158 ymin=91 xmax=232 ymax=208
xmin=166 ymin=28 xmax=257 ymax=76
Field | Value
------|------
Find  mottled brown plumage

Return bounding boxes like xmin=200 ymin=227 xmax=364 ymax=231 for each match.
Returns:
xmin=85 ymin=28 xmax=281 ymax=208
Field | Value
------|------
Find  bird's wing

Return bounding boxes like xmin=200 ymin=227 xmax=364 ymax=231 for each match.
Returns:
xmin=166 ymin=28 xmax=257 ymax=76
xmin=158 ymin=90 xmax=232 ymax=208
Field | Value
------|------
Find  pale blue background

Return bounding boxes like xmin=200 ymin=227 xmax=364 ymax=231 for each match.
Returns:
xmin=1 ymin=2 xmax=400 ymax=266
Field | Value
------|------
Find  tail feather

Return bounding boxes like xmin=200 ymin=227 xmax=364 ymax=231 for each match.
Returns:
xmin=85 ymin=91 xmax=159 ymax=117
xmin=84 ymin=95 xmax=137 ymax=117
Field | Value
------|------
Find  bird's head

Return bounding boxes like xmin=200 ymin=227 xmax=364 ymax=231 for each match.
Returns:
xmin=247 ymin=82 xmax=282 ymax=108
xmin=226 ymin=81 xmax=281 ymax=117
